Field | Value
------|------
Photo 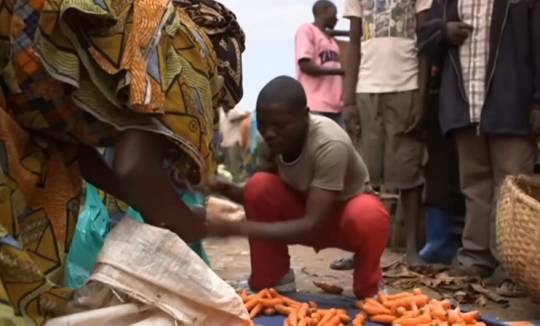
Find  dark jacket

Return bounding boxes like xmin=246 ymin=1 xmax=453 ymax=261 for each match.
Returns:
xmin=419 ymin=0 xmax=540 ymax=135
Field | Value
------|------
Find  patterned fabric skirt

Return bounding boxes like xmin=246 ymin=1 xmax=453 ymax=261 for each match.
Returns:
xmin=0 ymin=0 xmax=222 ymax=324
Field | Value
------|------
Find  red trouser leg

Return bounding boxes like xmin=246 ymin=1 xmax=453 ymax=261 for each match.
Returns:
xmin=244 ymin=172 xmax=389 ymax=298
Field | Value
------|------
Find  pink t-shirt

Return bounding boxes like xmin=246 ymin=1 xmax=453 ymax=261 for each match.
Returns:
xmin=295 ymin=23 xmax=343 ymax=114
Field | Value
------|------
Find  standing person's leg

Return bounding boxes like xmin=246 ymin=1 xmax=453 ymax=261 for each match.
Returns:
xmin=421 ymin=91 xmax=462 ymax=264
xmin=244 ymin=172 xmax=389 ymax=297
xmin=329 ymin=93 xmax=384 ymax=270
xmin=451 ymin=126 xmax=497 ymax=277
xmin=382 ymin=91 xmax=426 ymax=267
xmin=489 ymin=134 xmax=535 ymax=296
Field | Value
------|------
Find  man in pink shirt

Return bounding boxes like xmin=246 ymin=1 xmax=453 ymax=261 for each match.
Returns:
xmin=295 ymin=0 xmax=344 ymax=125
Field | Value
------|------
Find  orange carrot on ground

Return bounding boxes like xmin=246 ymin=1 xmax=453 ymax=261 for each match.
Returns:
xmin=308 ymin=301 xmax=318 ymax=308
xmin=288 ymin=309 xmax=299 ymax=326
xmin=298 ymin=303 xmax=310 ymax=317
xmin=461 ymin=311 xmax=481 ymax=323
xmin=370 ymin=314 xmax=398 ymax=323
xmin=250 ymin=303 xmax=263 ymax=319
xmin=338 ymin=313 xmax=351 ymax=324
xmin=387 ymin=293 xmax=414 ymax=301
xmin=325 ymin=315 xmax=342 ymax=326
xmin=313 ymin=281 xmax=344 ymax=295
xmin=413 ymin=288 xmax=423 ymax=295
xmin=362 ymin=302 xmax=392 ymax=316
xmin=275 ymin=304 xmax=293 ymax=315
xmin=378 ymin=291 xmax=388 ymax=303
xmin=263 ymin=308 xmax=276 ymax=315
xmin=260 ymin=298 xmax=284 ymax=307
xmin=384 ymin=294 xmax=429 ymax=309
xmin=245 ymin=296 xmax=260 ymax=311
xmin=317 ymin=308 xmax=336 ymax=326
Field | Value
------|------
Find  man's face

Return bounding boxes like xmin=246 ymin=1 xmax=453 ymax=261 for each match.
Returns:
xmin=257 ymin=103 xmax=307 ymax=154
xmin=324 ymin=5 xmax=338 ymax=29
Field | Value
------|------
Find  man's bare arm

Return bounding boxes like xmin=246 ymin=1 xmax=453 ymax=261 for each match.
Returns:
xmin=298 ymin=59 xmax=345 ymax=76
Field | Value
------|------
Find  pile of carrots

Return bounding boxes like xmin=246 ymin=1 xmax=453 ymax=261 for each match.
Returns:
xmin=358 ymin=288 xmax=486 ymax=326
xmin=238 ymin=287 xmax=486 ymax=326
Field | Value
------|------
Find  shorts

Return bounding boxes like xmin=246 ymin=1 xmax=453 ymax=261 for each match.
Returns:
xmin=356 ymin=91 xmax=425 ymax=189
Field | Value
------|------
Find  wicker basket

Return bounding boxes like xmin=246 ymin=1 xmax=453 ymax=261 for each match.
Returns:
xmin=497 ymin=175 xmax=540 ymax=301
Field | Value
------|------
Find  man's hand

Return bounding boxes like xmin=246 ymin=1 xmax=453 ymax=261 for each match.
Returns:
xmin=405 ymin=100 xmax=425 ymax=134
xmin=446 ymin=22 xmax=473 ymax=46
xmin=206 ymin=219 xmax=243 ymax=238
xmin=343 ymin=104 xmax=360 ymax=136
xmin=530 ymin=108 xmax=540 ymax=136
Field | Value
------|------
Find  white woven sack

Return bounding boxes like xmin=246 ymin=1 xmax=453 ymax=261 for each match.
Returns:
xmin=45 ymin=218 xmax=250 ymax=326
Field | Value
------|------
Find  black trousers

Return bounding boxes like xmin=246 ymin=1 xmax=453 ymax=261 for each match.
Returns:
xmin=424 ymin=92 xmax=465 ymax=215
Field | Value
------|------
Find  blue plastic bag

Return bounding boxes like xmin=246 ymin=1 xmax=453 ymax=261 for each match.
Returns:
xmin=65 ymin=183 xmax=110 ymax=289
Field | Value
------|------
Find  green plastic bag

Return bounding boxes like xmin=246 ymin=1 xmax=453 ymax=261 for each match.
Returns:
xmin=65 ymin=183 xmax=109 ymax=289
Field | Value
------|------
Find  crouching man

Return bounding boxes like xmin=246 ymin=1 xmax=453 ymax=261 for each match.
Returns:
xmin=207 ymin=75 xmax=389 ymax=298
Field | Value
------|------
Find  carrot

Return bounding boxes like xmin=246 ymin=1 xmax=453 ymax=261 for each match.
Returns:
xmin=440 ymin=299 xmax=452 ymax=310
xmin=362 ymin=302 xmax=392 ymax=315
xmin=461 ymin=311 xmax=480 ymax=323
xmin=377 ymin=291 xmax=388 ymax=303
xmin=250 ymin=303 xmax=263 ymax=319
xmin=384 ymin=295 xmax=429 ymax=309
xmin=324 ymin=315 xmax=341 ymax=326
xmin=245 ymin=296 xmax=260 ymax=310
xmin=396 ymin=307 xmax=406 ymax=316
xmin=313 ymin=281 xmax=344 ymax=295
xmin=354 ymin=314 xmax=366 ymax=323
xmin=370 ymin=314 xmax=398 ymax=323
xmin=298 ymin=318 xmax=307 ymax=326
xmin=269 ymin=288 xmax=280 ymax=298
xmin=308 ymin=301 xmax=318 ymax=308
xmin=352 ymin=319 xmax=363 ymax=326
xmin=413 ymin=288 xmax=423 ymax=295
xmin=317 ymin=308 xmax=336 ymax=326
xmin=298 ymin=303 xmax=310 ymax=317
xmin=338 ymin=313 xmax=351 ymax=324
xmin=257 ymin=289 xmax=270 ymax=298
xmin=283 ymin=318 xmax=290 ymax=326
xmin=288 ymin=309 xmax=299 ymax=326
xmin=260 ymin=298 xmax=284 ymax=307
xmin=263 ymin=308 xmax=276 ymax=315
xmin=387 ymin=293 xmax=414 ymax=300
xmin=354 ymin=300 xmax=365 ymax=309
xmin=275 ymin=304 xmax=293 ymax=315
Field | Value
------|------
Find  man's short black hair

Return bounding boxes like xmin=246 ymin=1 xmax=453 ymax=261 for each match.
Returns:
xmin=312 ymin=0 xmax=335 ymax=16
xmin=256 ymin=75 xmax=307 ymax=110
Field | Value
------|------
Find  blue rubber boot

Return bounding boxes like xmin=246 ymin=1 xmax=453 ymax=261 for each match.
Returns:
xmin=419 ymin=207 xmax=454 ymax=264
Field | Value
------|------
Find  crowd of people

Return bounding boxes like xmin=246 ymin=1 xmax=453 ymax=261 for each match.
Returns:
xmin=0 ymin=0 xmax=539 ymax=324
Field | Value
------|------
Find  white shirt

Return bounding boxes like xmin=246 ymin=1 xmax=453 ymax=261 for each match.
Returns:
xmin=342 ymin=0 xmax=433 ymax=93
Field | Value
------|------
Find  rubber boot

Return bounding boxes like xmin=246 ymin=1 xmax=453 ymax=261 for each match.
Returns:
xmin=419 ymin=206 xmax=454 ymax=264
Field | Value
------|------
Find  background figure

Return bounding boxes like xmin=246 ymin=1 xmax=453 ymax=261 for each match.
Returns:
xmin=420 ymin=0 xmax=539 ymax=296
xmin=220 ymin=106 xmax=249 ymax=182
xmin=420 ymin=67 xmax=465 ymax=264
xmin=295 ymin=0 xmax=344 ymax=126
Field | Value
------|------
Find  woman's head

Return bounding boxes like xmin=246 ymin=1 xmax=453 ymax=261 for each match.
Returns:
xmin=174 ymin=0 xmax=245 ymax=112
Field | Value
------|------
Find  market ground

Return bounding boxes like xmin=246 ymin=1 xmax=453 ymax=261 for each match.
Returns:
xmin=204 ymin=238 xmax=540 ymax=322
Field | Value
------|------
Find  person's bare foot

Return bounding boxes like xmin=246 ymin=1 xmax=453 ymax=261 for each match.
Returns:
xmin=496 ymin=279 xmax=526 ymax=298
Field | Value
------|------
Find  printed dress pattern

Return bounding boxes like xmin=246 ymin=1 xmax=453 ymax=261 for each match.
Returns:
xmin=361 ymin=0 xmax=417 ymax=41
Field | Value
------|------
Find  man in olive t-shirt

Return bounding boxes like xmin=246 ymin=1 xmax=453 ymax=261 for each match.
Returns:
xmin=208 ymin=76 xmax=389 ymax=299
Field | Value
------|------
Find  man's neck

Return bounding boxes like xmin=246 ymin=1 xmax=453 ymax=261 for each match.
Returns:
xmin=281 ymin=121 xmax=310 ymax=163
xmin=313 ymin=19 xmax=326 ymax=32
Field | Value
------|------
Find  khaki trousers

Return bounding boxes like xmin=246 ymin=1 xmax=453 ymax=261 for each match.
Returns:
xmin=452 ymin=126 xmax=536 ymax=271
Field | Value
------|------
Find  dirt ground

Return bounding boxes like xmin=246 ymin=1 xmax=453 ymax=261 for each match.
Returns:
xmin=204 ymin=238 xmax=540 ymax=322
